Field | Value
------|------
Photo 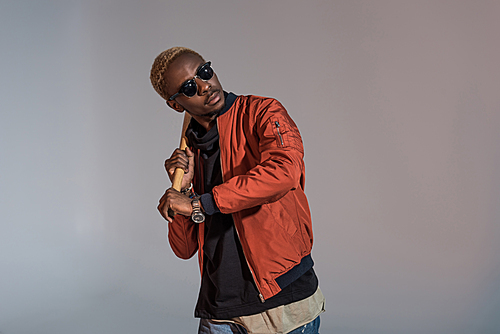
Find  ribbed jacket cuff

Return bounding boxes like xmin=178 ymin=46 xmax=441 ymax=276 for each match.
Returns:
xmin=200 ymin=193 xmax=220 ymax=215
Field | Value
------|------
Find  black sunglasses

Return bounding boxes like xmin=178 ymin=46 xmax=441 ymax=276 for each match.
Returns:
xmin=168 ymin=61 xmax=214 ymax=101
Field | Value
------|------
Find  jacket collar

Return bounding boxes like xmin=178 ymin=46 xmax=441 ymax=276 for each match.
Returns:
xmin=219 ymin=91 xmax=237 ymax=117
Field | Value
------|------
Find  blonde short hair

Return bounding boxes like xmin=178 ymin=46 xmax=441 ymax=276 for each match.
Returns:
xmin=150 ymin=47 xmax=204 ymax=100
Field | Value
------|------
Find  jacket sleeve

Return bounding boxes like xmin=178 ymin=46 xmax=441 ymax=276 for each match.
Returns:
xmin=212 ymin=99 xmax=305 ymax=213
xmin=167 ymin=214 xmax=198 ymax=259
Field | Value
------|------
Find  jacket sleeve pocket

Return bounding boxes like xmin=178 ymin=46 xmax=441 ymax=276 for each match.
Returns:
xmin=269 ymin=116 xmax=304 ymax=154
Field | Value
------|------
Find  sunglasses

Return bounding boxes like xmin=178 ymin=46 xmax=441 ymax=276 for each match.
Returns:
xmin=168 ymin=61 xmax=214 ymax=101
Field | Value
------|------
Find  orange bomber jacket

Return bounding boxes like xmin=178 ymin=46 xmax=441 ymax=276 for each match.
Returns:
xmin=167 ymin=94 xmax=314 ymax=301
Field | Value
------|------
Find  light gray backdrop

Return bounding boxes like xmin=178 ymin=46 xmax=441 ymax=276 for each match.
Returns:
xmin=1 ymin=1 xmax=499 ymax=333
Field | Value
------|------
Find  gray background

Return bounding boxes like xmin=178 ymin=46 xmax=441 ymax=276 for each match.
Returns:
xmin=1 ymin=1 xmax=499 ymax=333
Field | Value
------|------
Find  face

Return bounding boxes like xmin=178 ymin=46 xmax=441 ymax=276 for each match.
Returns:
xmin=164 ymin=53 xmax=225 ymax=122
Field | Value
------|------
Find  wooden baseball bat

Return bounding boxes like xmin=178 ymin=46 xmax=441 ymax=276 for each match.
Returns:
xmin=168 ymin=112 xmax=192 ymax=217
xmin=172 ymin=112 xmax=192 ymax=191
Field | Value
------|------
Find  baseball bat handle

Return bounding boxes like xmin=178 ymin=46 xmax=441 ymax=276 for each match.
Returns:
xmin=171 ymin=135 xmax=189 ymax=191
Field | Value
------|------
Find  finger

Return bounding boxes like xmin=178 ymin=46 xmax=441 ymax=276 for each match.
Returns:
xmin=157 ymin=191 xmax=169 ymax=220
xmin=172 ymin=148 xmax=188 ymax=160
xmin=166 ymin=164 xmax=188 ymax=178
xmin=166 ymin=154 xmax=189 ymax=167
xmin=158 ymin=202 xmax=167 ymax=220
xmin=166 ymin=187 xmax=180 ymax=195
xmin=166 ymin=156 xmax=189 ymax=173
xmin=167 ymin=208 xmax=176 ymax=220
xmin=166 ymin=149 xmax=188 ymax=166
xmin=164 ymin=193 xmax=176 ymax=219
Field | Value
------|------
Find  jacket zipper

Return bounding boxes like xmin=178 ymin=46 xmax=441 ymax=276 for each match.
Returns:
xmin=233 ymin=223 xmax=266 ymax=303
xmin=275 ymin=121 xmax=284 ymax=146
xmin=217 ymin=118 xmax=266 ymax=303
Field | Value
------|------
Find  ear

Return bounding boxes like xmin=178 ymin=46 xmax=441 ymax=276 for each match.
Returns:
xmin=166 ymin=99 xmax=185 ymax=113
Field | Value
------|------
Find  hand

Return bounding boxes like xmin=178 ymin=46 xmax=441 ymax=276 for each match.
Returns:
xmin=164 ymin=147 xmax=195 ymax=190
xmin=157 ymin=188 xmax=193 ymax=223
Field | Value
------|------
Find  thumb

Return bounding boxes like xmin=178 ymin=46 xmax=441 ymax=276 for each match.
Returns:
xmin=185 ymin=146 xmax=195 ymax=158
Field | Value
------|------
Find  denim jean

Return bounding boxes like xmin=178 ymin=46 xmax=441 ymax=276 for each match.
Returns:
xmin=198 ymin=315 xmax=320 ymax=334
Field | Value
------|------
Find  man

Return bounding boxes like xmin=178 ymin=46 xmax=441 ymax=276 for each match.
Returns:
xmin=151 ymin=47 xmax=325 ymax=334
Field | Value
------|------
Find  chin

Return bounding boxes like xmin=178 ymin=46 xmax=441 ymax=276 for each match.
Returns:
xmin=208 ymin=99 xmax=226 ymax=118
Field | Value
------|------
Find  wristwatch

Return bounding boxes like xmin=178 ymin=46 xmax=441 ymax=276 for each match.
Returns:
xmin=191 ymin=197 xmax=205 ymax=223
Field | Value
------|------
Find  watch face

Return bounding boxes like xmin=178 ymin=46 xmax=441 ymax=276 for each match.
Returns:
xmin=191 ymin=198 xmax=204 ymax=223
xmin=192 ymin=212 xmax=205 ymax=223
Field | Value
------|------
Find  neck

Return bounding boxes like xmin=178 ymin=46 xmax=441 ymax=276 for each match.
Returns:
xmin=191 ymin=115 xmax=217 ymax=131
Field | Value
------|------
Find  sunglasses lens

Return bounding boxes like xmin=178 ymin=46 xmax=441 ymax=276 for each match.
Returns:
xmin=181 ymin=79 xmax=198 ymax=97
xmin=197 ymin=62 xmax=214 ymax=81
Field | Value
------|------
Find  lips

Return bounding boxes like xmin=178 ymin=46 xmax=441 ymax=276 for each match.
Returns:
xmin=206 ymin=90 xmax=220 ymax=105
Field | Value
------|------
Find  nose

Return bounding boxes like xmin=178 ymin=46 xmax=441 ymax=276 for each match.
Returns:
xmin=196 ymin=77 xmax=211 ymax=95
